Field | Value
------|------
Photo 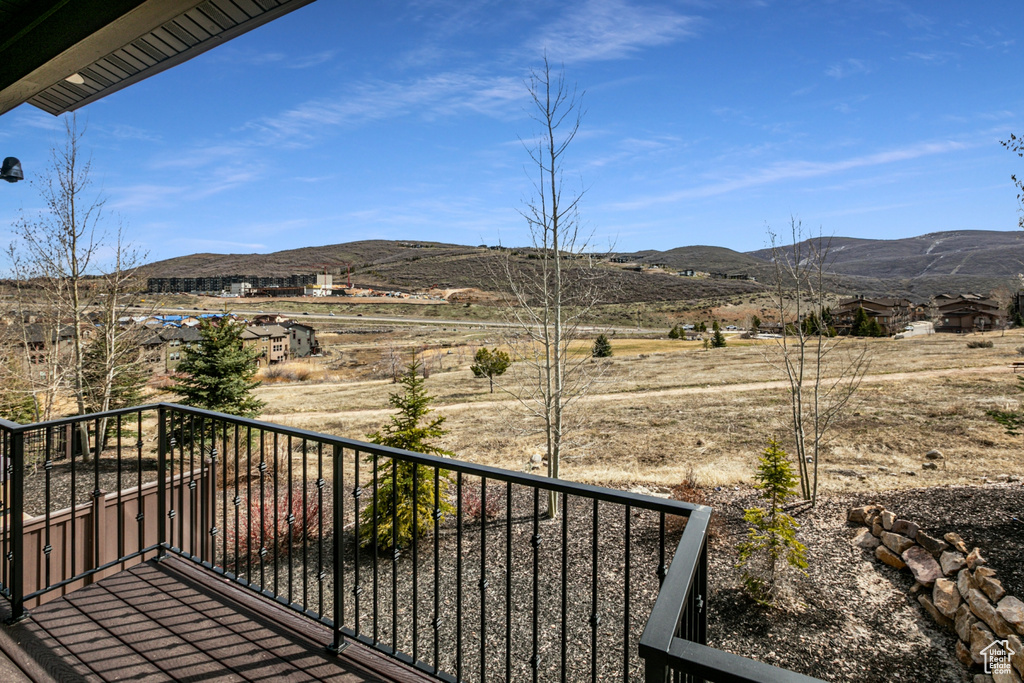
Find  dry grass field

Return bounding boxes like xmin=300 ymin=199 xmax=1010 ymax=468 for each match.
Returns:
xmin=243 ymin=326 xmax=1024 ymax=496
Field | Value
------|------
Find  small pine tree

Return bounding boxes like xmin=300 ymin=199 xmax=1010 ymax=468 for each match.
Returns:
xmin=668 ymin=325 xmax=680 ymax=340
xmin=592 ymin=334 xmax=613 ymax=358
xmin=867 ymin=318 xmax=885 ymax=337
xmin=470 ymin=347 xmax=512 ymax=392
xmin=750 ymin=315 xmax=761 ymax=334
xmin=711 ymin=321 xmax=727 ymax=348
xmin=361 ymin=360 xmax=454 ymax=552
xmin=170 ymin=319 xmax=265 ymax=417
xmin=850 ymin=307 xmax=871 ymax=336
xmin=698 ymin=321 xmax=707 ymax=334
xmin=736 ymin=439 xmax=808 ymax=606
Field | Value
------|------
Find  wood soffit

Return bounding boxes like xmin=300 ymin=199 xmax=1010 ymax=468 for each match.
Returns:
xmin=0 ymin=0 xmax=316 ymax=117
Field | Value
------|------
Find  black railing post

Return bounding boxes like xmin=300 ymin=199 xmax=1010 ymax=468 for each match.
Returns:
xmin=643 ymin=654 xmax=669 ymax=683
xmin=8 ymin=427 xmax=25 ymax=623
xmin=329 ymin=443 xmax=347 ymax=654
xmin=157 ymin=406 xmax=167 ymax=560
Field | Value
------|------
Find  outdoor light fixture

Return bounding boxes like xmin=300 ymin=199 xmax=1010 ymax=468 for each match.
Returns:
xmin=1 ymin=157 xmax=23 ymax=183
xmin=65 ymin=73 xmax=86 ymax=85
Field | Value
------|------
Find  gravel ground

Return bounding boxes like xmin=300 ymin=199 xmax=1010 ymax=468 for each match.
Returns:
xmin=705 ymin=483 xmax=1024 ymax=683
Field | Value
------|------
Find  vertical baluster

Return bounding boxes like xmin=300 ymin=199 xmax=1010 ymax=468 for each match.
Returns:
xmin=698 ymin=535 xmax=708 ymax=645
xmin=331 ymin=443 xmax=344 ymax=652
xmin=8 ymin=427 xmax=24 ymax=621
xmin=199 ymin=417 xmax=208 ymax=565
xmin=273 ymin=431 xmax=279 ymax=596
xmin=43 ymin=427 xmax=53 ymax=589
xmin=116 ymin=416 xmax=123 ymax=560
xmin=372 ymin=452 xmax=379 ymax=645
xmin=259 ymin=431 xmax=266 ymax=588
xmin=354 ymin=449 xmax=362 ymax=637
xmin=505 ymin=480 xmax=513 ymax=683
xmin=246 ymin=426 xmax=253 ymax=584
xmin=136 ymin=413 xmax=144 ymax=555
xmin=391 ymin=455 xmax=398 ymax=655
xmin=157 ymin=411 xmax=167 ymax=561
xmin=456 ymin=471 xmax=463 ymax=682
xmin=591 ymin=498 xmax=599 ymax=683
xmin=287 ymin=434 xmax=294 ymax=605
xmin=658 ymin=512 xmax=666 ymax=587
xmin=303 ymin=438 xmax=309 ymax=610
xmin=432 ymin=466 xmax=440 ymax=674
xmin=317 ymin=441 xmax=324 ymax=619
xmin=480 ymin=478 xmax=487 ymax=683
xmin=93 ymin=418 xmax=101 ymax=570
xmin=623 ymin=505 xmax=632 ymax=683
xmin=561 ymin=492 xmax=569 ymax=683
xmin=177 ymin=414 xmax=184 ymax=553
xmin=531 ymin=487 xmax=540 ymax=683
xmin=222 ymin=421 xmax=229 ymax=570
xmin=70 ymin=423 xmax=77 ymax=577
xmin=412 ymin=463 xmax=419 ymax=664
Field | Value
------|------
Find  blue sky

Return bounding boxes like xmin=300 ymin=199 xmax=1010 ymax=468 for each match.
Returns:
xmin=2 ymin=0 xmax=1022 ymax=262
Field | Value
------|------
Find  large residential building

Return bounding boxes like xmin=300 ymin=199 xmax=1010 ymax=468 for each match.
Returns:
xmin=281 ymin=321 xmax=320 ymax=357
xmin=833 ymin=296 xmax=915 ymax=335
xmin=240 ymin=325 xmax=290 ymax=366
xmin=933 ymin=294 xmax=1003 ymax=333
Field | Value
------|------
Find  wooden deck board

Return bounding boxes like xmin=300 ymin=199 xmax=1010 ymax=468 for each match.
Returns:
xmin=1 ymin=558 xmax=434 ymax=683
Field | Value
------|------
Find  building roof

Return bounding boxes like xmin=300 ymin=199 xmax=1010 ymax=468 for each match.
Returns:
xmin=241 ymin=324 xmax=288 ymax=340
xmin=0 ymin=0 xmax=316 ymax=117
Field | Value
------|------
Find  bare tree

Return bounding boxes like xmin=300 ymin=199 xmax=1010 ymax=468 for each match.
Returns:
xmin=6 ymin=115 xmax=146 ymax=454
xmin=1002 ymin=133 xmax=1024 ymax=229
xmin=496 ymin=57 xmax=608 ymax=518
xmin=765 ymin=218 xmax=871 ymax=506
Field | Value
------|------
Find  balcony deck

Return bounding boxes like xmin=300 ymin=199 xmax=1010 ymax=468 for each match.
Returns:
xmin=0 ymin=557 xmax=431 ymax=682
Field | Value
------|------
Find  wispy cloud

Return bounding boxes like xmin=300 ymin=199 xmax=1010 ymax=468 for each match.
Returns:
xmin=529 ymin=0 xmax=698 ymax=63
xmin=168 ymin=238 xmax=268 ymax=252
xmin=247 ymin=72 xmax=523 ymax=146
xmin=611 ymin=139 xmax=972 ymax=210
xmin=825 ymin=58 xmax=871 ymax=79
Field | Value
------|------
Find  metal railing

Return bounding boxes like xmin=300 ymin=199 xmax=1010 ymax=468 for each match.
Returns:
xmin=0 ymin=403 xmax=822 ymax=682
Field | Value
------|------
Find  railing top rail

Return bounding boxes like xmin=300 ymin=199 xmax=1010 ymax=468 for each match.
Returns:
xmin=639 ymin=507 xmax=712 ymax=653
xmin=0 ymin=417 xmax=21 ymax=430
xmin=159 ymin=403 xmax=708 ymax=517
xmin=663 ymin=639 xmax=827 ymax=683
xmin=6 ymin=402 xmax=710 ymax=517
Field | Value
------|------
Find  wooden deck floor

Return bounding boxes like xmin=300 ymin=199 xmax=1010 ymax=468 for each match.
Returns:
xmin=0 ymin=557 xmax=434 ymax=682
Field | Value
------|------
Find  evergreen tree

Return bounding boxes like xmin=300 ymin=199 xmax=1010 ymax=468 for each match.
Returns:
xmin=698 ymin=321 xmax=707 ymax=334
xmin=592 ymin=333 xmax=613 ymax=358
xmin=750 ymin=315 xmax=761 ymax=334
xmin=850 ymin=307 xmax=871 ymax=336
xmin=736 ymin=439 xmax=808 ymax=606
xmin=867 ymin=318 xmax=885 ymax=337
xmin=361 ymin=360 xmax=454 ymax=551
xmin=668 ymin=325 xmax=680 ymax=340
xmin=470 ymin=347 xmax=512 ymax=392
xmin=801 ymin=311 xmax=820 ymax=336
xmin=711 ymin=321 xmax=727 ymax=348
xmin=170 ymin=319 xmax=264 ymax=417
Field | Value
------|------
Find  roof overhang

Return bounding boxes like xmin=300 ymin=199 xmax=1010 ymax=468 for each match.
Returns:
xmin=0 ymin=0 xmax=316 ymax=117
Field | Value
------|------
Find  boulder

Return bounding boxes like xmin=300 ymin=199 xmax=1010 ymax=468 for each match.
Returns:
xmin=957 ymin=603 xmax=979 ymax=642
xmin=957 ymin=639 xmax=975 ymax=667
xmin=968 ymin=548 xmax=988 ymax=570
xmin=996 ymin=596 xmax=1024 ymax=635
xmin=926 ymin=449 xmax=944 ymax=460
xmin=972 ymin=621 xmax=996 ymax=664
xmin=980 ymin=576 xmax=1008 ymax=604
xmin=960 ymin=569 xmax=980 ymax=600
xmin=1007 ymin=633 xmax=1024 ymax=678
xmin=916 ymin=531 xmax=950 ymax=556
xmin=977 ymin=566 xmax=998 ymax=580
xmin=940 ymin=551 xmax=967 ymax=576
xmin=852 ymin=527 xmax=880 ymax=550
xmin=969 ymin=588 xmax=1015 ymax=638
xmin=923 ymin=461 xmax=939 ymax=470
xmin=876 ymin=544 xmax=907 ymax=570
xmin=945 ymin=532 xmax=970 ymax=554
xmin=882 ymin=531 xmax=915 ymax=555
xmin=848 ymin=505 xmax=882 ymax=524
xmin=919 ymin=593 xmax=954 ymax=629
xmin=872 ymin=519 xmax=884 ymax=537
xmin=993 ymin=668 xmax=1023 ymax=683
xmin=881 ymin=510 xmax=896 ymax=530
xmin=934 ymin=578 xmax=961 ymax=619
xmin=892 ymin=519 xmax=920 ymax=539
xmin=903 ymin=546 xmax=944 ymax=587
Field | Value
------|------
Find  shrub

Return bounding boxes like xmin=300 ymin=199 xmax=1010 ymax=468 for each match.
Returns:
xmin=736 ymin=439 xmax=808 ymax=606
xmin=592 ymin=334 xmax=613 ymax=358
xmin=1017 ymin=346 xmax=1024 ymax=356
xmin=225 ymin=484 xmax=323 ymax=562
xmin=966 ymin=340 xmax=994 ymax=349
xmin=461 ymin=483 xmax=502 ymax=521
